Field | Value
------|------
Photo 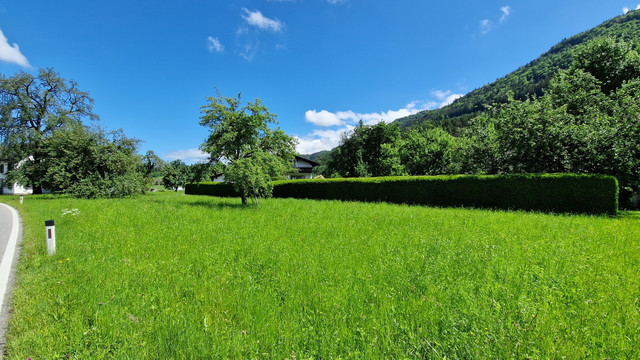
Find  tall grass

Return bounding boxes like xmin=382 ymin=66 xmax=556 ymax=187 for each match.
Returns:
xmin=1 ymin=193 xmax=639 ymax=358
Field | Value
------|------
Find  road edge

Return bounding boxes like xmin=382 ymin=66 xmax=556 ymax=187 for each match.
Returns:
xmin=0 ymin=203 xmax=22 ymax=357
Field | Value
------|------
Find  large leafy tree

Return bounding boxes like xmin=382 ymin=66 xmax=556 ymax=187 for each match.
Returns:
xmin=34 ymin=123 xmax=144 ymax=198
xmin=199 ymin=92 xmax=296 ymax=205
xmin=0 ymin=68 xmax=97 ymax=193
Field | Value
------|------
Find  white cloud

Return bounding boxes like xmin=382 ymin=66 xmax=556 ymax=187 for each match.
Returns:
xmin=165 ymin=148 xmax=209 ymax=164
xmin=241 ymin=8 xmax=284 ymax=32
xmin=432 ymin=90 xmax=464 ymax=107
xmin=623 ymin=4 xmax=640 ymax=13
xmin=305 ymin=100 xmax=438 ymax=128
xmin=305 ymin=110 xmax=343 ymax=126
xmin=206 ymin=36 xmax=224 ymax=53
xmin=500 ymin=6 xmax=511 ymax=22
xmin=0 ymin=29 xmax=30 ymax=68
xmin=295 ymin=126 xmax=354 ymax=154
xmin=479 ymin=19 xmax=492 ymax=34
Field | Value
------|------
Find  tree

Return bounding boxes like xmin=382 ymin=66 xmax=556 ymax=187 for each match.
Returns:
xmin=325 ymin=121 xmax=403 ymax=177
xmin=19 ymin=123 xmax=144 ymax=198
xmin=224 ymin=151 xmax=291 ymax=205
xmin=140 ymin=150 xmax=164 ymax=191
xmin=399 ymin=127 xmax=460 ymax=176
xmin=0 ymin=68 xmax=98 ymax=193
xmin=162 ymin=160 xmax=190 ymax=192
xmin=188 ymin=162 xmax=213 ymax=183
xmin=571 ymin=37 xmax=640 ymax=94
xmin=199 ymin=92 xmax=296 ymax=205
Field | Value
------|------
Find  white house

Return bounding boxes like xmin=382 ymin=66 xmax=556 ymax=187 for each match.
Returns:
xmin=0 ymin=159 xmax=34 ymax=195
xmin=289 ymin=155 xmax=319 ymax=180
xmin=211 ymin=155 xmax=319 ymax=182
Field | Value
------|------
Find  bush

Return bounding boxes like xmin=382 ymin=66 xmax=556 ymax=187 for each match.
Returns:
xmin=271 ymin=174 xmax=618 ymax=215
xmin=187 ymin=174 xmax=618 ymax=215
xmin=185 ymin=182 xmax=238 ymax=197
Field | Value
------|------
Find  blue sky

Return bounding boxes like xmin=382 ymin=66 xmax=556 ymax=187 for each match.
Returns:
xmin=0 ymin=1 xmax=638 ymax=163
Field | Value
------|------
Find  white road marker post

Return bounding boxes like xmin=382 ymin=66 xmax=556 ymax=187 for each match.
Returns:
xmin=19 ymin=195 xmax=23 ymax=204
xmin=45 ymin=220 xmax=56 ymax=255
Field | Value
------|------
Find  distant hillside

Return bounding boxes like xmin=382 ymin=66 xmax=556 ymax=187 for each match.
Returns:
xmin=395 ymin=10 xmax=640 ymax=131
xmin=300 ymin=150 xmax=330 ymax=162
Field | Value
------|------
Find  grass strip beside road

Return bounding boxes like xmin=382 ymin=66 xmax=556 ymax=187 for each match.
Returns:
xmin=0 ymin=192 xmax=639 ymax=358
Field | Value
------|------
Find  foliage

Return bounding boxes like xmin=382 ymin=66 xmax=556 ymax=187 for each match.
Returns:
xmin=162 ymin=159 xmax=190 ymax=191
xmin=188 ymin=162 xmax=213 ymax=183
xmin=185 ymin=181 xmax=237 ymax=197
xmin=399 ymin=127 xmax=462 ymax=176
xmin=140 ymin=150 xmax=164 ymax=190
xmin=0 ymin=68 xmax=97 ymax=193
xmin=199 ymin=91 xmax=296 ymax=204
xmin=2 ymin=193 xmax=638 ymax=358
xmin=223 ymin=151 xmax=291 ymax=205
xmin=461 ymin=37 xmax=640 ymax=207
xmin=271 ymin=173 xmax=618 ymax=215
xmin=6 ymin=123 xmax=143 ymax=198
xmin=326 ymin=121 xmax=404 ymax=177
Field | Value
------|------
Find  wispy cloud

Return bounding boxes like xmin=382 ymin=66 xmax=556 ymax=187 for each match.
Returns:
xmin=165 ymin=148 xmax=209 ymax=164
xmin=500 ymin=5 xmax=511 ymax=22
xmin=206 ymin=36 xmax=224 ymax=53
xmin=479 ymin=19 xmax=492 ymax=35
xmin=432 ymin=90 xmax=464 ymax=107
xmin=478 ymin=5 xmax=511 ymax=35
xmin=623 ymin=4 xmax=640 ymax=14
xmin=0 ymin=29 xmax=30 ymax=68
xmin=238 ymin=38 xmax=261 ymax=62
xmin=241 ymin=8 xmax=284 ymax=32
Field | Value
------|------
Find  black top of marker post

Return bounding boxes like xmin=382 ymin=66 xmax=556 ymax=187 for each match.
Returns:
xmin=45 ymin=220 xmax=55 ymax=226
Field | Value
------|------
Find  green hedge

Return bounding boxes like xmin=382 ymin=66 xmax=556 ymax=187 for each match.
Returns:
xmin=185 ymin=182 xmax=238 ymax=197
xmin=187 ymin=174 xmax=619 ymax=215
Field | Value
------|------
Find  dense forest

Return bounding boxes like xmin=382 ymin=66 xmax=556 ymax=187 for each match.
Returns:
xmin=314 ymin=20 xmax=640 ymax=208
xmin=395 ymin=10 xmax=640 ymax=132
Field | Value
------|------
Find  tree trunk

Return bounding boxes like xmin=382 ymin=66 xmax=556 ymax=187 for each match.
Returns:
xmin=241 ymin=194 xmax=248 ymax=205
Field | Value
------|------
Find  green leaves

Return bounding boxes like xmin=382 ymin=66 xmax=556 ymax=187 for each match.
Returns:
xmin=198 ymin=91 xmax=297 ymax=204
xmin=36 ymin=123 xmax=144 ymax=198
xmin=0 ymin=68 xmax=98 ymax=192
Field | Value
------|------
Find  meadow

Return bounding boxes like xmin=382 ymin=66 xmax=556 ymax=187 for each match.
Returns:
xmin=0 ymin=192 xmax=639 ymax=359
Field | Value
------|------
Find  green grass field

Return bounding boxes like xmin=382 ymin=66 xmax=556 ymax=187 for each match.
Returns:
xmin=1 ymin=193 xmax=639 ymax=359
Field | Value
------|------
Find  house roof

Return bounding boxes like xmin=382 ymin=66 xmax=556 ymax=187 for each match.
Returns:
xmin=294 ymin=155 xmax=319 ymax=167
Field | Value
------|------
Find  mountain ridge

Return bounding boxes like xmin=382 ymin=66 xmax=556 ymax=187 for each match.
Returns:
xmin=393 ymin=9 xmax=640 ymax=131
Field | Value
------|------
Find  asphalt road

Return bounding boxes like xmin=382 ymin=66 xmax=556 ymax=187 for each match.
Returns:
xmin=0 ymin=203 xmax=21 ymax=356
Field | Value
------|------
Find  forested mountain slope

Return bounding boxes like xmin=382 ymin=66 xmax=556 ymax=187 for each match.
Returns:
xmin=395 ymin=10 xmax=640 ymax=131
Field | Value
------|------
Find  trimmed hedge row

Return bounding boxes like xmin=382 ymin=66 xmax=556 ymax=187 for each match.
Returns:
xmin=187 ymin=174 xmax=619 ymax=215
xmin=185 ymin=182 xmax=238 ymax=197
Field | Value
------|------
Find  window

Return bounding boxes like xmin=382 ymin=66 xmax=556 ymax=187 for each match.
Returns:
xmin=0 ymin=164 xmax=4 ymax=174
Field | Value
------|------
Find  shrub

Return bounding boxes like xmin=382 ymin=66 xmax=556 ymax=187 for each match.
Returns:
xmin=271 ymin=174 xmax=618 ymax=215
xmin=188 ymin=174 xmax=618 ymax=215
xmin=185 ymin=182 xmax=238 ymax=197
